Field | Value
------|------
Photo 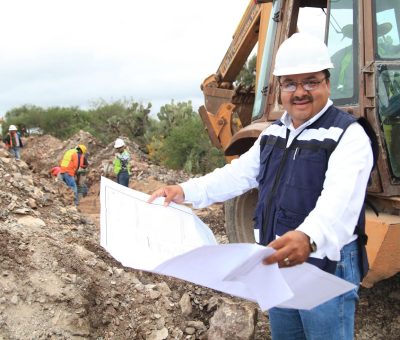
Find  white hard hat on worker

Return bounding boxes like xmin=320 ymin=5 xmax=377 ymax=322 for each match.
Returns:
xmin=273 ymin=33 xmax=333 ymax=128
xmin=9 ymin=125 xmax=18 ymax=131
xmin=114 ymin=138 xmax=125 ymax=149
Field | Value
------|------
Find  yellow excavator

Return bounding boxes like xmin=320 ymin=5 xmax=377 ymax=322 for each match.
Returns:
xmin=199 ymin=0 xmax=400 ymax=288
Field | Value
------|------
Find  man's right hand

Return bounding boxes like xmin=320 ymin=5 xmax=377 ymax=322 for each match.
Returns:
xmin=147 ymin=185 xmax=185 ymax=207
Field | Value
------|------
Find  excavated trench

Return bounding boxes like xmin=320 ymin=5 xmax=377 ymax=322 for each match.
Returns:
xmin=0 ymin=132 xmax=397 ymax=339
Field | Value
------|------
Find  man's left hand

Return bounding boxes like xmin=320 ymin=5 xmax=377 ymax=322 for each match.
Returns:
xmin=262 ymin=231 xmax=311 ymax=267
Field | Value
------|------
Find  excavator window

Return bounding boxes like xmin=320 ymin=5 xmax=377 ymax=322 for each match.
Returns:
xmin=375 ymin=0 xmax=400 ymax=180
xmin=374 ymin=1 xmax=400 ymax=60
xmin=377 ymin=66 xmax=400 ymax=180
xmin=326 ymin=0 xmax=358 ymax=105
xmin=252 ymin=1 xmax=326 ymax=120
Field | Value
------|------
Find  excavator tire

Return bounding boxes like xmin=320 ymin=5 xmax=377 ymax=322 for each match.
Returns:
xmin=224 ymin=189 xmax=258 ymax=243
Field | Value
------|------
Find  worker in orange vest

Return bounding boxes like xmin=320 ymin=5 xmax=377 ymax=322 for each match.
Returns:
xmin=59 ymin=144 xmax=88 ymax=206
xmin=3 ymin=125 xmax=23 ymax=160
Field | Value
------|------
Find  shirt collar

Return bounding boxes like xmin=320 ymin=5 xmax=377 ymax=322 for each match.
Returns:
xmin=280 ymin=99 xmax=333 ymax=131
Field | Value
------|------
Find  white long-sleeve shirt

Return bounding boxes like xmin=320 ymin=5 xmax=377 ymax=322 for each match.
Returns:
xmin=181 ymin=100 xmax=374 ymax=261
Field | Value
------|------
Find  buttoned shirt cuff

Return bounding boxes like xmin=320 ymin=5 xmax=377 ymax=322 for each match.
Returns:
xmin=296 ymin=225 xmax=322 ymax=251
xmin=179 ymin=180 xmax=205 ymax=208
xmin=296 ymin=224 xmax=341 ymax=262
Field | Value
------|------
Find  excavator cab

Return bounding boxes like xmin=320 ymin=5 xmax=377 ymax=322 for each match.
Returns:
xmin=200 ymin=0 xmax=400 ymax=287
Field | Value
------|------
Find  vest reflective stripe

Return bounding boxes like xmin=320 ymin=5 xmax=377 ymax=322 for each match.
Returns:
xmin=254 ymin=106 xmax=367 ymax=274
xmin=113 ymin=150 xmax=131 ymax=175
xmin=60 ymin=149 xmax=75 ymax=168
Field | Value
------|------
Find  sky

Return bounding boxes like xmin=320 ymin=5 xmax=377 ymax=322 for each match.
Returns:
xmin=0 ymin=0 xmax=247 ymax=117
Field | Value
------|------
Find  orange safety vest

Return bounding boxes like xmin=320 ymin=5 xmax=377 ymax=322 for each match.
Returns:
xmin=60 ymin=149 xmax=85 ymax=177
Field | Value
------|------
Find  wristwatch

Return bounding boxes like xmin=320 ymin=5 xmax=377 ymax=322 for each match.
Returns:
xmin=309 ymin=237 xmax=317 ymax=252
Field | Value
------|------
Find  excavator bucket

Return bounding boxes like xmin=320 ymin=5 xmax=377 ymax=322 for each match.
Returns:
xmin=362 ymin=211 xmax=400 ymax=287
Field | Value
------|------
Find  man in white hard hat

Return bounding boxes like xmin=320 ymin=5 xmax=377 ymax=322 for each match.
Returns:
xmin=113 ymin=138 xmax=131 ymax=187
xmin=3 ymin=125 xmax=23 ymax=160
xmin=148 ymin=33 xmax=374 ymax=339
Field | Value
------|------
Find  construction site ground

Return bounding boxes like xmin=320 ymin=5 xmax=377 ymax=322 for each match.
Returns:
xmin=0 ymin=131 xmax=399 ymax=340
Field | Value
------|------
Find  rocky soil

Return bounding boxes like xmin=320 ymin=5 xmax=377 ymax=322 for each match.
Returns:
xmin=0 ymin=131 xmax=399 ymax=339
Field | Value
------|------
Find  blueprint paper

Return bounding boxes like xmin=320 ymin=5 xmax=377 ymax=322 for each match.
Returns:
xmin=100 ymin=177 xmax=356 ymax=311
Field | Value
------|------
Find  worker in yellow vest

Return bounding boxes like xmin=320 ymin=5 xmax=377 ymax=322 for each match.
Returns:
xmin=113 ymin=138 xmax=131 ymax=187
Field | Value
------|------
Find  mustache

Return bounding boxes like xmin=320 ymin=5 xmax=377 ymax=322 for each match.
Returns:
xmin=291 ymin=95 xmax=313 ymax=103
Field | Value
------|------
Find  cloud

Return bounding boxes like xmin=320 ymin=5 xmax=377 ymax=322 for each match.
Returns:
xmin=0 ymin=0 xmax=246 ymax=116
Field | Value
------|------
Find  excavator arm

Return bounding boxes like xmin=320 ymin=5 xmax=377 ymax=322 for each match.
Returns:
xmin=200 ymin=1 xmax=272 ymax=156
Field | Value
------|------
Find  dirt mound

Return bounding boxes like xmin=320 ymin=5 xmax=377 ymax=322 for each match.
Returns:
xmin=1 ymin=135 xmax=264 ymax=340
xmin=22 ymin=134 xmax=64 ymax=175
xmin=1 ymin=134 xmax=399 ymax=339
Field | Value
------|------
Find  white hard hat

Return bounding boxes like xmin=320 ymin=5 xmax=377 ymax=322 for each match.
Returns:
xmin=9 ymin=125 xmax=17 ymax=131
xmin=273 ymin=33 xmax=334 ymax=76
xmin=114 ymin=138 xmax=125 ymax=148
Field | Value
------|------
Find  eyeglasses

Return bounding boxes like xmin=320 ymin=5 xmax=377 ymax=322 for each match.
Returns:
xmin=279 ymin=78 xmax=327 ymax=92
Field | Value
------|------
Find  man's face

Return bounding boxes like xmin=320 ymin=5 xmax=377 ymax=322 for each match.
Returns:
xmin=279 ymin=71 xmax=330 ymax=128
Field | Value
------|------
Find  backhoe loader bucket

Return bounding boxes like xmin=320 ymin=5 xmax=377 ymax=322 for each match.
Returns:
xmin=362 ymin=211 xmax=400 ymax=287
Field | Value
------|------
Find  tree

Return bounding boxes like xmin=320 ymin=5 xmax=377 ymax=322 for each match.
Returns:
xmin=4 ymin=105 xmax=43 ymax=133
xmin=148 ymin=101 xmax=225 ymax=174
xmin=3 ymin=98 xmax=226 ymax=174
xmin=4 ymin=105 xmax=86 ymax=139
xmin=87 ymin=98 xmax=152 ymax=145
xmin=41 ymin=107 xmax=86 ymax=139
xmin=156 ymin=100 xmax=195 ymax=136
